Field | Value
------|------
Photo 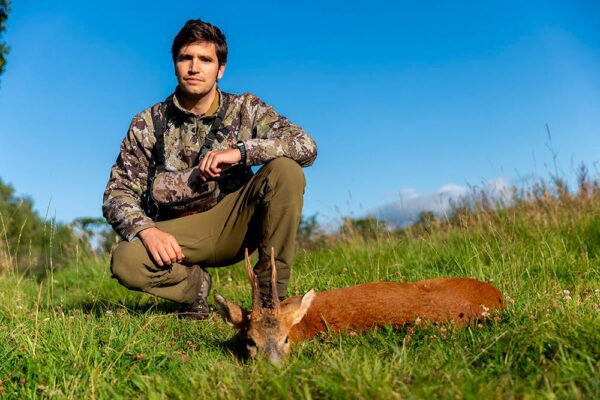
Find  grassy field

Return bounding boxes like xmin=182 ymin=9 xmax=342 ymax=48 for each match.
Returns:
xmin=1 ymin=188 xmax=600 ymax=399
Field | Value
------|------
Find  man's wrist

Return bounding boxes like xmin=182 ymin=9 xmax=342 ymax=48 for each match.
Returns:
xmin=138 ymin=226 xmax=158 ymax=240
xmin=236 ymin=141 xmax=247 ymax=166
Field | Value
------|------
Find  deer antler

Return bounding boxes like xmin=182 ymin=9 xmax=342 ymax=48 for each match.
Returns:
xmin=244 ymin=248 xmax=261 ymax=311
xmin=244 ymin=247 xmax=281 ymax=313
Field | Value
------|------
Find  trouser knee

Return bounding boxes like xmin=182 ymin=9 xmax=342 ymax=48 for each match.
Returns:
xmin=110 ymin=241 xmax=148 ymax=291
xmin=260 ymin=157 xmax=306 ymax=197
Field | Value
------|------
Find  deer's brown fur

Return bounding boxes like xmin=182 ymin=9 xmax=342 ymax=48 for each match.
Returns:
xmin=284 ymin=278 xmax=504 ymax=342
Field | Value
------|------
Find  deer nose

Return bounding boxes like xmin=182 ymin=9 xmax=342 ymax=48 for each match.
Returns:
xmin=268 ymin=353 xmax=284 ymax=368
xmin=265 ymin=340 xmax=285 ymax=367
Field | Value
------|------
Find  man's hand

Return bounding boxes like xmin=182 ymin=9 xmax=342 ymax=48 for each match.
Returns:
xmin=198 ymin=148 xmax=242 ymax=181
xmin=138 ymin=227 xmax=184 ymax=267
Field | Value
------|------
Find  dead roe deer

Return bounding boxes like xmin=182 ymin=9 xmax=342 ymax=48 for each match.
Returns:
xmin=214 ymin=250 xmax=505 ymax=365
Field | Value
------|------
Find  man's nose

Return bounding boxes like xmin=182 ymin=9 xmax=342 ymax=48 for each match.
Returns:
xmin=189 ymin=58 xmax=200 ymax=73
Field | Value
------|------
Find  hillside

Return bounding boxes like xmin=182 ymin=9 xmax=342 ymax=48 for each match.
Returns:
xmin=0 ymin=178 xmax=599 ymax=398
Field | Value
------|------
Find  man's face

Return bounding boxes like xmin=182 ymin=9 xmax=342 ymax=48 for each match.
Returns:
xmin=175 ymin=41 xmax=226 ymax=98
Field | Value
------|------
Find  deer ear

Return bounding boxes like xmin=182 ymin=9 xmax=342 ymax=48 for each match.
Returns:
xmin=283 ymin=289 xmax=316 ymax=326
xmin=213 ymin=292 xmax=247 ymax=328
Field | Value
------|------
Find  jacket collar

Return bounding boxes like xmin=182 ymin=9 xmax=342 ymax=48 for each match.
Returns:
xmin=167 ymin=86 xmax=222 ymax=120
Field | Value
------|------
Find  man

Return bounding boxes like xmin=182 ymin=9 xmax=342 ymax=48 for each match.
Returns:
xmin=102 ymin=19 xmax=317 ymax=319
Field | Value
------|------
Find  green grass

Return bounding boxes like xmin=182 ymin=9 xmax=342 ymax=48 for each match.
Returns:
xmin=1 ymin=194 xmax=600 ymax=399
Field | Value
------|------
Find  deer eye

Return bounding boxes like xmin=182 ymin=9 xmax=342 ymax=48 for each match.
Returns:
xmin=284 ymin=336 xmax=289 ymax=344
xmin=246 ymin=338 xmax=256 ymax=348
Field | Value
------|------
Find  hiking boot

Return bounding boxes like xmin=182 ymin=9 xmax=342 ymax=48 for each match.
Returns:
xmin=178 ymin=267 xmax=212 ymax=320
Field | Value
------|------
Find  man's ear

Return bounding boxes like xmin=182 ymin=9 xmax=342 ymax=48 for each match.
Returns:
xmin=282 ymin=289 xmax=316 ymax=326
xmin=213 ymin=292 xmax=247 ymax=328
xmin=217 ymin=63 xmax=226 ymax=81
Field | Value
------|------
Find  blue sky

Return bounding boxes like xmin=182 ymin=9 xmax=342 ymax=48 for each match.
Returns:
xmin=1 ymin=1 xmax=599 ymax=225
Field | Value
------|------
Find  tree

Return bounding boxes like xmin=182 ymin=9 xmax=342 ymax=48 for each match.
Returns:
xmin=340 ymin=216 xmax=384 ymax=240
xmin=72 ymin=216 xmax=118 ymax=255
xmin=0 ymin=177 xmax=88 ymax=274
xmin=0 ymin=0 xmax=10 ymax=77
xmin=296 ymin=213 xmax=327 ymax=249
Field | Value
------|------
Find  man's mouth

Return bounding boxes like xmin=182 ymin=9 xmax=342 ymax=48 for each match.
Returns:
xmin=185 ymin=77 xmax=204 ymax=83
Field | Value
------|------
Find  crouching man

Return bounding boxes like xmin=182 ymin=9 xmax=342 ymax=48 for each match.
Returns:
xmin=102 ymin=19 xmax=317 ymax=319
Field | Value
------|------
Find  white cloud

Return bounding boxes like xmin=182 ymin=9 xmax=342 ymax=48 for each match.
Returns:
xmin=369 ymin=177 xmax=513 ymax=227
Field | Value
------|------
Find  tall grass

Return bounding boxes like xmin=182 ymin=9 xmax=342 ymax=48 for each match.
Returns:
xmin=0 ymin=173 xmax=599 ymax=398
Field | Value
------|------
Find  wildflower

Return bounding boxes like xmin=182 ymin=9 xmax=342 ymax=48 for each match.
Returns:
xmin=414 ymin=317 xmax=423 ymax=326
xmin=105 ymin=310 xmax=114 ymax=317
xmin=504 ymin=294 xmax=515 ymax=305
xmin=481 ymin=305 xmax=490 ymax=318
xmin=174 ymin=349 xmax=189 ymax=364
xmin=186 ymin=341 xmax=198 ymax=351
xmin=134 ymin=353 xmax=145 ymax=361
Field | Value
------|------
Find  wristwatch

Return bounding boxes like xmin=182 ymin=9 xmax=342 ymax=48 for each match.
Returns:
xmin=236 ymin=141 xmax=247 ymax=166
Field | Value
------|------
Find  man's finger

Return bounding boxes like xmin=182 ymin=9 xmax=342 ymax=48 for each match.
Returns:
xmin=199 ymin=152 xmax=211 ymax=175
xmin=157 ymin=247 xmax=172 ymax=266
xmin=201 ymin=153 xmax=217 ymax=178
xmin=198 ymin=158 xmax=210 ymax=181
xmin=165 ymin=244 xmax=178 ymax=264
xmin=210 ymin=155 xmax=222 ymax=174
xmin=171 ymin=241 xmax=184 ymax=263
xmin=151 ymin=249 xmax=164 ymax=267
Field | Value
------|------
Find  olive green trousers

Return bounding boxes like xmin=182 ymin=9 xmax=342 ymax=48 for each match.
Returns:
xmin=110 ymin=157 xmax=305 ymax=305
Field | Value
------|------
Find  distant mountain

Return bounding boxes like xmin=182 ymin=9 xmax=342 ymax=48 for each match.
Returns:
xmin=369 ymin=178 xmax=512 ymax=227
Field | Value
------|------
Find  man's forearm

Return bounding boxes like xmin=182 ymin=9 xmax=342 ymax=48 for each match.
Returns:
xmin=247 ymin=96 xmax=317 ymax=167
xmin=243 ymin=134 xmax=317 ymax=167
xmin=102 ymin=192 xmax=156 ymax=241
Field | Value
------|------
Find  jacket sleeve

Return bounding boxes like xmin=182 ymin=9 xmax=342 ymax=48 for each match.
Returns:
xmin=243 ymin=95 xmax=317 ymax=167
xmin=102 ymin=113 xmax=156 ymax=241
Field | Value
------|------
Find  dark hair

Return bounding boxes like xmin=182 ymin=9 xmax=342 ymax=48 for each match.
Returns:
xmin=171 ymin=19 xmax=228 ymax=65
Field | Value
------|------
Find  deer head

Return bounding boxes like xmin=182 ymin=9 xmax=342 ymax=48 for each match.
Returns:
xmin=214 ymin=248 xmax=315 ymax=366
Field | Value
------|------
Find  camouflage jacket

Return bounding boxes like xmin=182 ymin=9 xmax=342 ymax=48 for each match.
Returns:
xmin=102 ymin=88 xmax=317 ymax=241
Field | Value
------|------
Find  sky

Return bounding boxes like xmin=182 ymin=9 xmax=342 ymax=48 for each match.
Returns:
xmin=1 ymin=0 xmax=599 ymax=226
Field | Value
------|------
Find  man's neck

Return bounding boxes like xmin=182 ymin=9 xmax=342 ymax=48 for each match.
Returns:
xmin=177 ymin=86 xmax=218 ymax=116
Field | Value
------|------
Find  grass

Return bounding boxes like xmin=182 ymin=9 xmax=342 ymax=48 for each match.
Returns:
xmin=1 ymin=185 xmax=600 ymax=398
